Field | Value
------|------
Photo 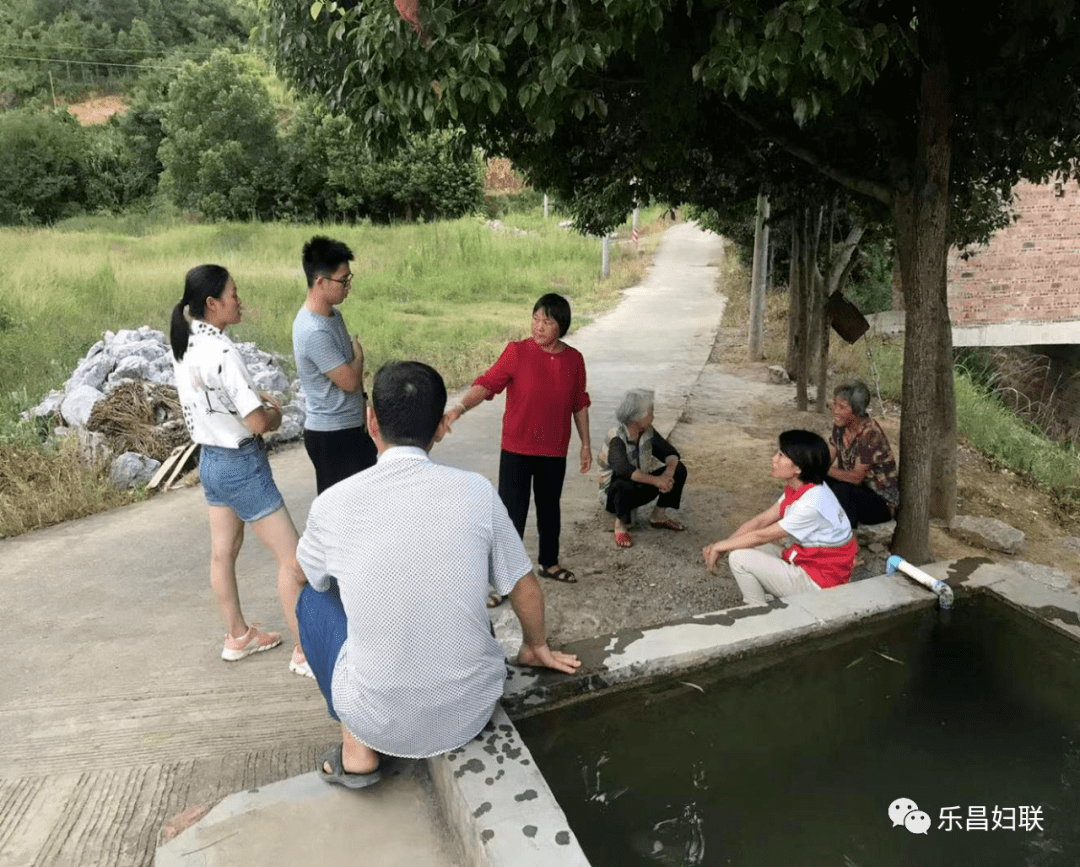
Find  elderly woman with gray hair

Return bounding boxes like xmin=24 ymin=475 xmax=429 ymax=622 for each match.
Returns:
xmin=597 ymin=389 xmax=687 ymax=548
xmin=826 ymin=380 xmax=899 ymax=528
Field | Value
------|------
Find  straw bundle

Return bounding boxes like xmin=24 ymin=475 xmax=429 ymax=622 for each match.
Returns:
xmin=87 ymin=382 xmax=191 ymax=462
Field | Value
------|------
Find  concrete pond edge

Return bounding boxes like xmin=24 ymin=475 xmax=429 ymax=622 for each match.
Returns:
xmin=157 ymin=557 xmax=1080 ymax=867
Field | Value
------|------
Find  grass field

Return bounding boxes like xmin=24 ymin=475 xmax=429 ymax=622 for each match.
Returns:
xmin=0 ymin=207 xmax=669 ymax=535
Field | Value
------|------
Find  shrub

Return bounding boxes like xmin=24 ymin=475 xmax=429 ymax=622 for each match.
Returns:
xmin=324 ymin=123 xmax=483 ymax=223
xmin=0 ymin=109 xmax=87 ymax=225
xmin=274 ymin=99 xmax=336 ymax=222
xmin=159 ymin=51 xmax=280 ymax=220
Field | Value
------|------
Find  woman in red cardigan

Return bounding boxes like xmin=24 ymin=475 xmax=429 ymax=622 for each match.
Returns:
xmin=446 ymin=294 xmax=591 ymax=585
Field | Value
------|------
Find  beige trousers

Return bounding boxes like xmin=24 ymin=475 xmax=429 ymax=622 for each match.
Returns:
xmin=728 ymin=543 xmax=821 ymax=605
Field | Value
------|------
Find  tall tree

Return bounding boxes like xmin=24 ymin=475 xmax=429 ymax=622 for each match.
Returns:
xmin=266 ymin=0 xmax=1080 ymax=562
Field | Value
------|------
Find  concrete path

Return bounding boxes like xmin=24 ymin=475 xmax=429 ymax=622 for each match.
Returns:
xmin=0 ymin=222 xmax=725 ymax=867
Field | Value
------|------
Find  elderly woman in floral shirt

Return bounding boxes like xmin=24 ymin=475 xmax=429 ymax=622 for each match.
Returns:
xmin=826 ymin=380 xmax=899 ymax=528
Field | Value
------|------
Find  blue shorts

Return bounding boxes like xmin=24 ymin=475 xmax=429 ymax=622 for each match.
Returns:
xmin=296 ymin=580 xmax=347 ymax=720
xmin=199 ymin=438 xmax=285 ymax=523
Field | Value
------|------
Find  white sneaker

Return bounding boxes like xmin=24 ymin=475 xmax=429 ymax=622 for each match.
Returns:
xmin=290 ymin=645 xmax=315 ymax=679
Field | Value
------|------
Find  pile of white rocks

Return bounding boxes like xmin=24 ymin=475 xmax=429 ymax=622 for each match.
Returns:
xmin=23 ymin=326 xmax=305 ymax=489
xmin=484 ymin=219 xmax=532 ymax=237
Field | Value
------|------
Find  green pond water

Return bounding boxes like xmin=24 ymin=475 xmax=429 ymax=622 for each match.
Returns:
xmin=516 ymin=596 xmax=1080 ymax=866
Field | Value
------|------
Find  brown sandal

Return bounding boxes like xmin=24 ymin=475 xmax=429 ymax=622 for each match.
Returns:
xmin=537 ymin=566 xmax=577 ymax=583
xmin=649 ymin=518 xmax=685 ymax=531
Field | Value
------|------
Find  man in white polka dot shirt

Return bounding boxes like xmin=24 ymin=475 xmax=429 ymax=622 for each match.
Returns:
xmin=296 ymin=361 xmax=581 ymax=788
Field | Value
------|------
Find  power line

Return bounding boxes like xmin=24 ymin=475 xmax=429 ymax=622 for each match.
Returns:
xmin=0 ymin=39 xmax=220 ymax=57
xmin=0 ymin=53 xmax=184 ymax=70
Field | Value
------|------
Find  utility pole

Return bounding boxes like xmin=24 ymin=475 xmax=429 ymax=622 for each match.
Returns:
xmin=748 ymin=191 xmax=770 ymax=360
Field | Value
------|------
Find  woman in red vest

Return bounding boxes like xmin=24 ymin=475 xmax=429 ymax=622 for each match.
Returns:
xmin=703 ymin=430 xmax=857 ymax=605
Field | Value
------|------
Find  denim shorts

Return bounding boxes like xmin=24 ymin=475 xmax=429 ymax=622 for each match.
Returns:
xmin=199 ymin=438 xmax=285 ymax=523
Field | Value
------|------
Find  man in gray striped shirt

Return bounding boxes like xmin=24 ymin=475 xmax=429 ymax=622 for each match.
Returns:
xmin=295 ymin=361 xmax=580 ymax=788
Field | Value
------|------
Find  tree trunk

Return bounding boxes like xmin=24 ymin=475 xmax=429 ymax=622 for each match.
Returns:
xmin=815 ymin=200 xmax=837 ymax=412
xmin=890 ymin=1 xmax=955 ymax=564
xmin=748 ymin=192 xmax=770 ymax=360
xmin=806 ymin=206 xmax=825 ymax=365
xmin=816 ymin=268 xmax=830 ymax=413
xmin=890 ymin=260 xmax=903 ymax=311
xmin=786 ymin=213 xmax=802 ymax=378
xmin=796 ymin=208 xmax=811 ymax=410
xmin=931 ymin=284 xmax=957 ymax=523
xmin=828 ymin=225 xmax=865 ymax=295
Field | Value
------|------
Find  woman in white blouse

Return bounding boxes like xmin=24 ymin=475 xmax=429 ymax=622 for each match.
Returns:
xmin=170 ymin=264 xmax=310 ymax=676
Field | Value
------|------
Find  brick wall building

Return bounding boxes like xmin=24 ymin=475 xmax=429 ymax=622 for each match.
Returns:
xmin=947 ymin=181 xmax=1080 ymax=346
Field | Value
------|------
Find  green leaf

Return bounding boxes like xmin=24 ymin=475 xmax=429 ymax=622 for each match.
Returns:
xmin=310 ymin=1 xmax=323 ymax=21
xmin=488 ymin=90 xmax=500 ymax=114
xmin=735 ymin=70 xmax=750 ymax=99
xmin=524 ymin=21 xmax=538 ymax=45
xmin=553 ymin=48 xmax=569 ymax=69
xmin=792 ymin=96 xmax=808 ymax=127
xmin=570 ymin=43 xmax=586 ymax=66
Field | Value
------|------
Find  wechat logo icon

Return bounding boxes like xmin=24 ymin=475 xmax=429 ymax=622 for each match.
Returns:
xmin=889 ymin=797 xmax=931 ymax=835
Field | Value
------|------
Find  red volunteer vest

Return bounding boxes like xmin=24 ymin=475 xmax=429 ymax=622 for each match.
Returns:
xmin=779 ymin=483 xmax=857 ymax=589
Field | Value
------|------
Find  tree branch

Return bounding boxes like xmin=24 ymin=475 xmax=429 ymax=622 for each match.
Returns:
xmin=827 ymin=225 xmax=865 ymax=294
xmin=728 ymin=103 xmax=893 ymax=205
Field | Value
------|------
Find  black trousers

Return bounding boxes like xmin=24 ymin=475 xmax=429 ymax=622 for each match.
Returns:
xmin=304 ymin=425 xmax=378 ymax=495
xmin=825 ymin=477 xmax=892 ymax=528
xmin=605 ymin=462 xmax=687 ymax=525
xmin=498 ymin=451 xmax=566 ymax=569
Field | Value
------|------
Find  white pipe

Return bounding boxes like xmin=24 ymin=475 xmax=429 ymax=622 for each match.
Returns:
xmin=886 ymin=555 xmax=954 ymax=609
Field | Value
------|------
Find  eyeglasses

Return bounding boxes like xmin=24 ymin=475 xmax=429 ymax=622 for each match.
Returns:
xmin=326 ymin=273 xmax=353 ymax=287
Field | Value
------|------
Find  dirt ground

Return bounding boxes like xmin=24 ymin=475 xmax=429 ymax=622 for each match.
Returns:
xmin=66 ymin=94 xmax=128 ymax=125
xmin=539 ymin=321 xmax=1080 ymax=645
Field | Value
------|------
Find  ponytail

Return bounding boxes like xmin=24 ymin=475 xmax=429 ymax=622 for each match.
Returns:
xmin=170 ymin=264 xmax=230 ymax=361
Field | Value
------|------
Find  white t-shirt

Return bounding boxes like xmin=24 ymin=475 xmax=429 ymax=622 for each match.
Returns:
xmin=174 ymin=320 xmax=264 ymax=448
xmin=777 ymin=483 xmax=852 ymax=547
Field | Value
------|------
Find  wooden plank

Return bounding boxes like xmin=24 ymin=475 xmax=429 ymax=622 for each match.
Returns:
xmin=163 ymin=442 xmax=199 ymax=491
xmin=147 ymin=444 xmax=188 ymax=490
